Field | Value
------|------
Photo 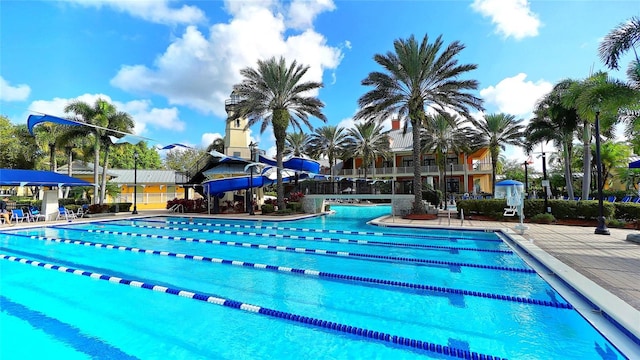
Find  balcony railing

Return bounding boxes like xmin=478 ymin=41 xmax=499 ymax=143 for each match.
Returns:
xmin=337 ymin=163 xmax=491 ymax=177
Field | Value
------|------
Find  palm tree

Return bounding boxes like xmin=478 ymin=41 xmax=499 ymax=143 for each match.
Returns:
xmin=284 ymin=132 xmax=310 ymax=157
xmin=526 ymin=81 xmax=580 ymax=199
xmin=308 ymin=125 xmax=350 ymax=192
xmin=472 ymin=113 xmax=525 ymax=192
xmin=598 ymin=16 xmax=640 ymax=88
xmin=355 ymin=34 xmax=483 ymax=214
xmin=421 ymin=113 xmax=476 ymax=201
xmin=229 ymin=56 xmax=327 ymax=210
xmin=63 ymin=99 xmax=133 ymax=204
xmin=97 ymin=111 xmax=134 ymax=203
xmin=344 ymin=121 xmax=391 ymax=181
xmin=562 ymin=72 xmax=637 ymax=198
xmin=206 ymin=137 xmax=225 ymax=153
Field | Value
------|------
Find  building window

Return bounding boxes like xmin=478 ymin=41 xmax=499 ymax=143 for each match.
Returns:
xmin=235 ymin=119 xmax=240 ymax=128
xmin=423 ymin=157 xmax=437 ymax=166
xmin=233 ymin=151 xmax=241 ymax=157
xmin=383 ymin=160 xmax=393 ymax=168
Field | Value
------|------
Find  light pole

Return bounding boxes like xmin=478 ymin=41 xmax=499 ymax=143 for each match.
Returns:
xmin=132 ymin=151 xmax=138 ymax=215
xmin=443 ymin=152 xmax=447 ymax=210
xmin=523 ymin=160 xmax=529 ymax=199
xmin=541 ymin=151 xmax=549 ymax=213
xmin=249 ymin=142 xmax=257 ymax=215
xmin=594 ymin=110 xmax=610 ymax=235
xmin=449 ymin=161 xmax=454 ymax=205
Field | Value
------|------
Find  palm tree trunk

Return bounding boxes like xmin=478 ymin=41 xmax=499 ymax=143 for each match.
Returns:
xmin=93 ymin=137 xmax=100 ymax=205
xmin=411 ymin=121 xmax=425 ymax=214
xmin=273 ymin=109 xmax=288 ymax=210
xmin=582 ymin=122 xmax=592 ymax=199
xmin=562 ymin=141 xmax=574 ymax=199
xmin=100 ymin=145 xmax=111 ymax=205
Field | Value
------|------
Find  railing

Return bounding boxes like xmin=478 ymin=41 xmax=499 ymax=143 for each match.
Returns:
xmin=337 ymin=163 xmax=491 ymax=176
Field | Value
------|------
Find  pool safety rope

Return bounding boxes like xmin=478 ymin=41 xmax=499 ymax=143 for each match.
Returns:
xmin=124 ymin=222 xmax=513 ymax=255
xmin=0 ymin=253 xmax=508 ymax=360
xmin=67 ymin=227 xmax=535 ymax=273
xmin=158 ymin=219 xmax=505 ymax=243
xmin=17 ymin=233 xmax=571 ymax=309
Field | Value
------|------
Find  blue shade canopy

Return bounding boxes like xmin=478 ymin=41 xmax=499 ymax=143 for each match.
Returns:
xmin=629 ymin=160 xmax=640 ymax=169
xmin=27 ymin=114 xmax=81 ymax=135
xmin=0 ymin=169 xmax=93 ymax=187
xmin=495 ymin=180 xmax=524 ymax=186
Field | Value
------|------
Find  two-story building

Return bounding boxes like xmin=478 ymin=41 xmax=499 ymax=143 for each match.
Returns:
xmin=337 ymin=119 xmax=494 ymax=195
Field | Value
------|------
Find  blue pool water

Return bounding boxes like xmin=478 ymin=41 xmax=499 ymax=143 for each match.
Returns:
xmin=0 ymin=205 xmax=629 ymax=359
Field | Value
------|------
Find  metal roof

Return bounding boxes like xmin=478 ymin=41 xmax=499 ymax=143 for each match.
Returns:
xmin=108 ymin=169 xmax=178 ymax=185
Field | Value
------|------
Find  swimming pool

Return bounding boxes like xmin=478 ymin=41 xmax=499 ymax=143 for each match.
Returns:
xmin=0 ymin=205 xmax=633 ymax=359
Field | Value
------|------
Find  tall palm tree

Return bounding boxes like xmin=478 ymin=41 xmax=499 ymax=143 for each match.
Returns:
xmin=97 ymin=111 xmax=134 ymax=202
xmin=63 ymin=99 xmax=133 ymax=204
xmin=307 ymin=125 xmax=350 ymax=190
xmin=344 ymin=122 xmax=391 ymax=180
xmin=421 ymin=113 xmax=477 ymax=201
xmin=599 ymin=16 xmax=640 ymax=88
xmin=526 ymin=81 xmax=580 ymax=199
xmin=355 ymin=33 xmax=483 ymax=214
xmin=206 ymin=137 xmax=225 ymax=153
xmin=472 ymin=113 xmax=525 ymax=192
xmin=284 ymin=131 xmax=310 ymax=157
xmin=562 ymin=72 xmax=637 ymax=198
xmin=229 ymin=56 xmax=327 ymax=210
xmin=33 ymin=123 xmax=67 ymax=171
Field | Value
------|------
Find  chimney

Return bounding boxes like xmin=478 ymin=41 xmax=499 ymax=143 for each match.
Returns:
xmin=391 ymin=119 xmax=400 ymax=130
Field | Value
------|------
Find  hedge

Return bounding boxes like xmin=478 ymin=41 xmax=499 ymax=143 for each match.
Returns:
xmin=457 ymin=199 xmax=625 ymax=220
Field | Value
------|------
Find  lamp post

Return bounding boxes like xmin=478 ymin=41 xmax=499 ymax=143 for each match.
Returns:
xmin=132 ymin=151 xmax=138 ymax=215
xmin=541 ymin=151 xmax=549 ymax=213
xmin=523 ymin=160 xmax=529 ymax=199
xmin=594 ymin=110 xmax=610 ymax=235
xmin=249 ymin=142 xmax=257 ymax=215
xmin=450 ymin=161 xmax=454 ymax=205
xmin=443 ymin=152 xmax=447 ymax=210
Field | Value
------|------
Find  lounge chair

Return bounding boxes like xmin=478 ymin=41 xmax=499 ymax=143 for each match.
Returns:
xmin=11 ymin=208 xmax=30 ymax=223
xmin=56 ymin=207 xmax=77 ymax=221
xmin=28 ymin=207 xmax=46 ymax=221
xmin=606 ymin=196 xmax=616 ymax=202
xmin=621 ymin=196 xmax=632 ymax=203
xmin=76 ymin=204 xmax=89 ymax=218
xmin=633 ymin=197 xmax=640 ymax=204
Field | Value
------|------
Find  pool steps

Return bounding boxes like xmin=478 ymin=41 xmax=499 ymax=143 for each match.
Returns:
xmin=66 ymin=227 xmax=535 ymax=273
xmin=124 ymin=222 xmax=513 ymax=254
xmin=0 ymin=253 xmax=509 ymax=360
xmin=14 ymin=233 xmax=571 ymax=309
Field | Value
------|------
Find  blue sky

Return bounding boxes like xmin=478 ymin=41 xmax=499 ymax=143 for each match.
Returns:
xmin=1 ymin=0 xmax=637 ymax=167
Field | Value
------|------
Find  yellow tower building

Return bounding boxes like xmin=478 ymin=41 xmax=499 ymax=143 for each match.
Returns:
xmin=224 ymin=93 xmax=251 ymax=159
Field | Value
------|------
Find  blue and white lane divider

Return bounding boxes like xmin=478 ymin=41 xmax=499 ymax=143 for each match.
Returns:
xmin=62 ymin=227 xmax=535 ymax=273
xmin=0 ymin=253 xmax=508 ymax=360
xmin=17 ymin=234 xmax=571 ymax=309
xmin=157 ymin=219 xmax=504 ymax=243
xmin=123 ymin=223 xmax=512 ymax=255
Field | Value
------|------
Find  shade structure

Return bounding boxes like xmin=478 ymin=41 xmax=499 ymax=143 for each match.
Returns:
xmin=629 ymin=159 xmax=640 ymax=169
xmin=27 ymin=114 xmax=81 ymax=135
xmin=0 ymin=169 xmax=93 ymax=187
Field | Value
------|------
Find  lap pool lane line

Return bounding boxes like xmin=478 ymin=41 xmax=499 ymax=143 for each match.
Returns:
xmin=56 ymin=226 xmax=534 ymax=273
xmin=11 ymin=233 xmax=572 ymax=309
xmin=124 ymin=222 xmax=513 ymax=255
xmin=0 ymin=253 xmax=509 ymax=360
xmin=158 ymin=218 xmax=505 ymax=242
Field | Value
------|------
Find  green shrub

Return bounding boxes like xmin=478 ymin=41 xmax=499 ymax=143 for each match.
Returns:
xmin=614 ymin=203 xmax=640 ymax=222
xmin=287 ymin=201 xmax=303 ymax=212
xmin=108 ymin=203 xmax=132 ymax=212
xmin=261 ymin=204 xmax=275 ymax=213
xmin=606 ymin=219 xmax=626 ymax=228
xmin=531 ymin=213 xmax=556 ymax=224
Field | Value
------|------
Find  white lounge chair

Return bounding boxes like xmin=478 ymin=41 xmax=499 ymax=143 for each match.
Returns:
xmin=56 ymin=207 xmax=77 ymax=221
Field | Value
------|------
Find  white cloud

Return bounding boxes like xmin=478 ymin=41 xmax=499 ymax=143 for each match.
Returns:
xmin=480 ymin=73 xmax=552 ymax=118
xmin=0 ymin=76 xmax=31 ymax=101
xmin=471 ymin=0 xmax=541 ymax=40
xmin=287 ymin=0 xmax=335 ymax=30
xmin=27 ymin=93 xmax=185 ymax=140
xmin=201 ymin=132 xmax=223 ymax=148
xmin=65 ymin=0 xmax=205 ymax=25
xmin=111 ymin=0 xmax=343 ymax=118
